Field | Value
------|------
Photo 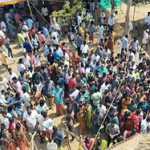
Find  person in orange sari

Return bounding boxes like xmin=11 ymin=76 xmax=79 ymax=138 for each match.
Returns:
xmin=14 ymin=122 xmax=30 ymax=150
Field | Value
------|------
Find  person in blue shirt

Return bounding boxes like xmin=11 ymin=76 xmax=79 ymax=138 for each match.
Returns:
xmin=23 ymin=38 xmax=32 ymax=54
xmin=42 ymin=26 xmax=49 ymax=38
xmin=26 ymin=17 xmax=33 ymax=30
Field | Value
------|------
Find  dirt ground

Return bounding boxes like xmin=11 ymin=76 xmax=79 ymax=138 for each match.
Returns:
xmin=0 ymin=3 xmax=150 ymax=150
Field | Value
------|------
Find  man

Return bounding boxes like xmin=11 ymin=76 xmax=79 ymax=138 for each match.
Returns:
xmin=129 ymin=37 xmax=140 ymax=53
xmin=41 ymin=5 xmax=49 ymax=21
xmin=144 ymin=12 xmax=150 ymax=28
xmin=108 ymin=14 xmax=116 ymax=32
xmin=106 ymin=122 xmax=120 ymax=145
xmin=51 ymin=30 xmax=59 ymax=45
xmin=80 ymin=41 xmax=89 ymax=57
xmin=7 ymin=68 xmax=17 ymax=83
xmin=142 ymin=29 xmax=149 ymax=50
xmin=23 ymin=38 xmax=33 ymax=54
xmin=121 ymin=35 xmax=129 ymax=57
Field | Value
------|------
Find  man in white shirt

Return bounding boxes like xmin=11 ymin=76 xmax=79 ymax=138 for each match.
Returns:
xmin=130 ymin=37 xmax=140 ymax=52
xmin=121 ymin=35 xmax=129 ymax=51
xmin=108 ymin=14 xmax=116 ymax=32
xmin=80 ymin=41 xmax=89 ymax=56
xmin=77 ymin=13 xmax=82 ymax=26
xmin=51 ymin=30 xmax=59 ymax=45
xmin=23 ymin=107 xmax=39 ymax=130
xmin=144 ymin=12 xmax=150 ymax=27
xmin=41 ymin=112 xmax=53 ymax=132
xmin=142 ymin=29 xmax=149 ymax=47
xmin=69 ymin=88 xmax=80 ymax=101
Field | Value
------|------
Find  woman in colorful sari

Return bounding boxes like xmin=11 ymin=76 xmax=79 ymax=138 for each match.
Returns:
xmin=54 ymin=84 xmax=65 ymax=115
xmin=78 ymin=105 xmax=87 ymax=135
xmin=14 ymin=122 xmax=30 ymax=150
xmin=85 ymin=103 xmax=93 ymax=130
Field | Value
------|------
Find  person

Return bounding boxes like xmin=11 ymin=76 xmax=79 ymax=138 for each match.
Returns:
xmin=80 ymin=40 xmax=89 ymax=57
xmin=13 ymin=122 xmax=30 ymax=150
xmin=5 ymin=37 xmax=13 ymax=59
xmin=53 ymin=84 xmax=65 ymax=115
xmin=83 ymin=136 xmax=95 ymax=150
xmin=23 ymin=38 xmax=33 ymax=54
xmin=129 ymin=37 xmax=140 ymax=53
xmin=0 ymin=6 xmax=150 ymax=150
xmin=88 ymin=21 xmax=96 ymax=43
xmin=142 ymin=29 xmax=149 ymax=50
xmin=144 ymin=12 xmax=150 ymax=28
xmin=121 ymin=35 xmax=129 ymax=57
xmin=108 ymin=14 xmax=116 ymax=32
xmin=78 ymin=104 xmax=86 ymax=134
xmin=41 ymin=5 xmax=49 ymax=21
xmin=106 ymin=122 xmax=120 ymax=145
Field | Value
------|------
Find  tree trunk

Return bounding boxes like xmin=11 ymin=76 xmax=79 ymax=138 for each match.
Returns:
xmin=125 ymin=0 xmax=132 ymax=35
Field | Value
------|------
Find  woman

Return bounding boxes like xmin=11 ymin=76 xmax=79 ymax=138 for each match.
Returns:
xmin=15 ymin=122 xmax=30 ymax=150
xmin=54 ymin=84 xmax=65 ymax=115
xmin=78 ymin=105 xmax=86 ymax=134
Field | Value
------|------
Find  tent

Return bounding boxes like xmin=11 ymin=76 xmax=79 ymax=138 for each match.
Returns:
xmin=0 ymin=0 xmax=25 ymax=6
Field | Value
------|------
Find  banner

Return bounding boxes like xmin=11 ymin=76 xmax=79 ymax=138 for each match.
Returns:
xmin=0 ymin=0 xmax=25 ymax=6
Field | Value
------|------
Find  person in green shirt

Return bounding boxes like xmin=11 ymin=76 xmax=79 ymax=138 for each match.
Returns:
xmin=53 ymin=84 xmax=65 ymax=115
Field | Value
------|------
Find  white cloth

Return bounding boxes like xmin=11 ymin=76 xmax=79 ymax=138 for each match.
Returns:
xmin=108 ymin=16 xmax=116 ymax=26
xmin=69 ymin=89 xmax=80 ymax=100
xmin=121 ymin=36 xmax=129 ymax=49
xmin=77 ymin=15 xmax=82 ymax=26
xmin=0 ymin=30 xmax=5 ymax=39
xmin=18 ymin=64 xmax=26 ymax=73
xmin=42 ymin=118 xmax=53 ymax=131
xmin=145 ymin=15 xmax=150 ymax=25
xmin=41 ymin=7 xmax=48 ymax=16
xmin=23 ymin=110 xmax=39 ymax=129
xmin=0 ymin=21 xmax=7 ymax=32
xmin=99 ymin=25 xmax=105 ymax=39
xmin=51 ymin=31 xmax=59 ymax=45
xmin=47 ymin=141 xmax=58 ymax=150
xmin=81 ymin=44 xmax=89 ymax=54
xmin=142 ymin=30 xmax=149 ymax=44
xmin=141 ymin=119 xmax=148 ymax=134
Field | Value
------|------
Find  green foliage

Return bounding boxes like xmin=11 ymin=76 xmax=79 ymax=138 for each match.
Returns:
xmin=52 ymin=0 xmax=84 ymax=26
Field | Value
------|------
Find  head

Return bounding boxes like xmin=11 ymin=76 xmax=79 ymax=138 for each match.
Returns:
xmin=39 ymin=100 xmax=45 ymax=107
xmin=8 ymin=68 xmax=12 ymax=74
xmin=12 ymin=77 xmax=18 ymax=83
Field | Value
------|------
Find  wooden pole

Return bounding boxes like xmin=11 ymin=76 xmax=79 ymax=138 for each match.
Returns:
xmin=26 ymin=0 xmax=33 ymax=18
xmin=125 ymin=0 xmax=132 ymax=35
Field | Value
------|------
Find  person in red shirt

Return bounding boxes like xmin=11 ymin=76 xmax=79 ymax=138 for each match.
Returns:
xmin=68 ymin=74 xmax=77 ymax=90
xmin=130 ymin=110 xmax=141 ymax=133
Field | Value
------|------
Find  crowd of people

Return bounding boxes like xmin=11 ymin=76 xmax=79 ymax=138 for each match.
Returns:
xmin=0 ymin=3 xmax=150 ymax=150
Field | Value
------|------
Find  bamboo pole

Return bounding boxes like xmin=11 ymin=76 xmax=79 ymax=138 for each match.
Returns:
xmin=26 ymin=0 xmax=33 ymax=18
